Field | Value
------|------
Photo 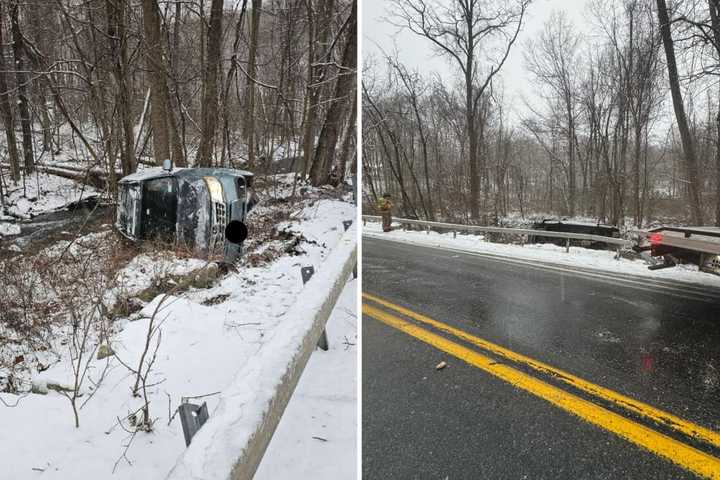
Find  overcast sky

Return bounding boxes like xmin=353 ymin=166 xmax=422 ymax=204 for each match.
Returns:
xmin=361 ymin=0 xmax=614 ymax=125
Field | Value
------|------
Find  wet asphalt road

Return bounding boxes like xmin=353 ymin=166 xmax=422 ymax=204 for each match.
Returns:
xmin=362 ymin=236 xmax=720 ymax=479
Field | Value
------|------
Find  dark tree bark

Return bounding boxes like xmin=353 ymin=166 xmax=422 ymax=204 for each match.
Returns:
xmin=656 ymin=0 xmax=704 ymax=224
xmin=333 ymin=94 xmax=356 ymax=186
xmin=310 ymin=0 xmax=356 ymax=186
xmin=303 ymin=0 xmax=336 ymax=176
xmin=107 ymin=0 xmax=135 ymax=175
xmin=10 ymin=0 xmax=35 ymax=174
xmin=244 ymin=0 xmax=262 ymax=168
xmin=142 ymin=0 xmax=174 ymax=166
xmin=196 ymin=0 xmax=225 ymax=167
xmin=709 ymin=0 xmax=720 ymax=226
xmin=0 ymin=1 xmax=20 ymax=181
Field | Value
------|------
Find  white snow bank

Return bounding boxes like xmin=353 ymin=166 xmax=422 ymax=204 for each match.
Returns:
xmin=254 ymin=278 xmax=357 ymax=480
xmin=0 ymin=198 xmax=356 ymax=480
xmin=364 ymin=221 xmax=720 ymax=288
xmin=0 ymin=222 xmax=20 ymax=236
xmin=1 ymin=171 xmax=100 ymax=218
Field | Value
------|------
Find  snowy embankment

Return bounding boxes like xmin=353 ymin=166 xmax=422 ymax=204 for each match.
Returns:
xmin=0 ymin=169 xmax=102 ymax=241
xmin=254 ymin=278 xmax=357 ymax=480
xmin=364 ymin=221 xmax=720 ymax=288
xmin=1 ymin=185 xmax=356 ymax=479
xmin=1 ymin=171 xmax=101 ymax=219
xmin=167 ymin=227 xmax=356 ymax=479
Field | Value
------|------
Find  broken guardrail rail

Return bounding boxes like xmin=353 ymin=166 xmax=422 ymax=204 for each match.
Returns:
xmin=165 ymin=225 xmax=356 ymax=480
xmin=362 ymin=215 xmax=633 ymax=258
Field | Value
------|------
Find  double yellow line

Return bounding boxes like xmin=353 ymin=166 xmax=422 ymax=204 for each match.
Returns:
xmin=362 ymin=292 xmax=720 ymax=479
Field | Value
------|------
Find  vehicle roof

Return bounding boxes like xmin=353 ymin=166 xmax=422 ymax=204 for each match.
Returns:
xmin=118 ymin=166 xmax=254 ymax=183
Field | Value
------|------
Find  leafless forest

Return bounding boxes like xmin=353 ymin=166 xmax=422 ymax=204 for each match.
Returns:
xmin=0 ymin=0 xmax=357 ymax=197
xmin=363 ymin=0 xmax=720 ymax=228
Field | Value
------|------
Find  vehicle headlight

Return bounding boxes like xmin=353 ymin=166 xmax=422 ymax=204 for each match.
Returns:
xmin=203 ymin=176 xmax=224 ymax=203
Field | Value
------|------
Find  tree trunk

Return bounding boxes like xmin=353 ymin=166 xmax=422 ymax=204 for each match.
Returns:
xmin=656 ymin=0 xmax=704 ymax=224
xmin=333 ymin=94 xmax=356 ymax=186
xmin=142 ymin=0 xmax=172 ymax=166
xmin=310 ymin=0 xmax=356 ymax=186
xmin=303 ymin=0 xmax=335 ymax=176
xmin=196 ymin=0 xmax=224 ymax=167
xmin=107 ymin=0 xmax=135 ymax=175
xmin=0 ymin=2 xmax=20 ymax=182
xmin=708 ymin=0 xmax=720 ymax=225
xmin=466 ymin=49 xmax=479 ymax=220
xmin=244 ymin=0 xmax=262 ymax=168
xmin=10 ymin=0 xmax=35 ymax=175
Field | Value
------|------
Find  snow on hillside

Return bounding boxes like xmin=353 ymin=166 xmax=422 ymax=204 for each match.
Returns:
xmin=0 ymin=177 xmax=356 ymax=479
xmin=1 ymin=170 xmax=101 ymax=219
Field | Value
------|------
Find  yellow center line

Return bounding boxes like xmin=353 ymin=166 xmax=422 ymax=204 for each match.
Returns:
xmin=363 ymin=291 xmax=720 ymax=451
xmin=363 ymin=303 xmax=720 ymax=479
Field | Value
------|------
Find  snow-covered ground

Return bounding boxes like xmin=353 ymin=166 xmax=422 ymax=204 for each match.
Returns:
xmin=254 ymin=279 xmax=357 ymax=479
xmin=364 ymin=221 xmax=720 ymax=288
xmin=255 ymin=281 xmax=358 ymax=480
xmin=0 ymin=180 xmax=356 ymax=478
xmin=1 ymin=170 xmax=100 ymax=219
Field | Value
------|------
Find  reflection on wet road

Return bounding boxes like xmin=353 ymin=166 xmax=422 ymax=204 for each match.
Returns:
xmin=362 ymin=236 xmax=720 ymax=479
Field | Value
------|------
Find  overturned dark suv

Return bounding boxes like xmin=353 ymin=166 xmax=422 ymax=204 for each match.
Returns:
xmin=116 ymin=164 xmax=257 ymax=263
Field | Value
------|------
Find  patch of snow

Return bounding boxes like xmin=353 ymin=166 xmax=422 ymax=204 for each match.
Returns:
xmin=254 ymin=278 xmax=357 ymax=480
xmin=0 ymin=196 xmax=357 ymax=479
xmin=364 ymin=221 xmax=720 ymax=288
xmin=0 ymin=222 xmax=20 ymax=236
xmin=166 ymin=226 xmax=356 ymax=479
xmin=1 ymin=171 xmax=100 ymax=218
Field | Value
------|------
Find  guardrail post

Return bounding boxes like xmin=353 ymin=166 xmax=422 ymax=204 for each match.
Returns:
xmin=179 ymin=402 xmax=209 ymax=446
xmin=453 ymin=231 xmax=457 ymax=239
xmin=565 ymin=238 xmax=570 ymax=253
xmin=615 ymin=246 xmax=621 ymax=260
xmin=301 ymin=266 xmax=328 ymax=351
xmin=426 ymin=225 xmax=430 ymax=235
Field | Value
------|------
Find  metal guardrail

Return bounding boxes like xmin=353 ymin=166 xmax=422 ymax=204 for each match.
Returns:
xmin=362 ymin=215 xmax=633 ymax=254
xmin=631 ymin=227 xmax=720 ymax=256
xmin=166 ymin=226 xmax=357 ymax=480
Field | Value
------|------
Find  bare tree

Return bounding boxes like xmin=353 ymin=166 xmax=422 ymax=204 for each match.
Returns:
xmin=107 ymin=0 xmax=135 ymax=176
xmin=142 ymin=0 xmax=183 ymax=167
xmin=390 ymin=0 xmax=530 ymax=220
xmin=525 ymin=11 xmax=581 ymax=216
xmin=244 ymin=0 xmax=263 ymax=168
xmin=311 ymin=0 xmax=357 ymax=186
xmin=196 ymin=0 xmax=225 ymax=167
xmin=657 ymin=0 xmax=704 ymax=224
xmin=0 ymin=2 xmax=20 ymax=181
xmin=9 ymin=0 xmax=35 ymax=174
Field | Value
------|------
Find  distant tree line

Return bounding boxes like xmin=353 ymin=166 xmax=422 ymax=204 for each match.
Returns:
xmin=363 ymin=0 xmax=720 ymax=227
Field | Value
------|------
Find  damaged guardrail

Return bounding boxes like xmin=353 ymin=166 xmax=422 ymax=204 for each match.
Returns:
xmin=362 ymin=215 xmax=633 ymax=257
xmin=166 ymin=226 xmax=357 ymax=480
